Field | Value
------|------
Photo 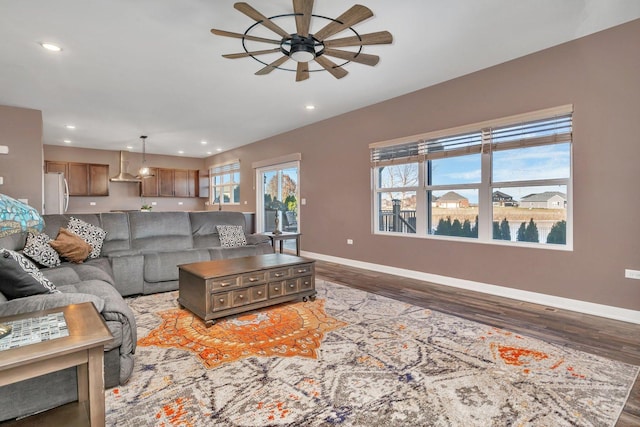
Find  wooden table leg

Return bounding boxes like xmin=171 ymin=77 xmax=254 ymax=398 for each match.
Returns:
xmin=87 ymin=347 xmax=106 ymax=426
xmin=279 ymin=240 xmax=284 ymax=253
xmin=295 ymin=236 xmax=300 ymax=256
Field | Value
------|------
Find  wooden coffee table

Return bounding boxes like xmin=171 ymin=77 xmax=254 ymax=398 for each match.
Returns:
xmin=0 ymin=302 xmax=112 ymax=426
xmin=178 ymin=253 xmax=316 ymax=326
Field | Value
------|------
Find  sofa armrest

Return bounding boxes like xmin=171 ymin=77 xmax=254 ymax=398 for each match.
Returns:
xmin=0 ymin=292 xmax=105 ymax=318
xmin=246 ymin=234 xmax=271 ymax=245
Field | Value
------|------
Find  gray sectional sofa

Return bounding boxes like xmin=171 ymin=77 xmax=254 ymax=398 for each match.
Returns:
xmin=0 ymin=210 xmax=273 ymax=421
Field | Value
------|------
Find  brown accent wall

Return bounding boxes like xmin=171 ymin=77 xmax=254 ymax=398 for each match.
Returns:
xmin=208 ymin=19 xmax=640 ymax=311
xmin=0 ymin=106 xmax=43 ymax=210
xmin=44 ymin=145 xmax=206 ymax=213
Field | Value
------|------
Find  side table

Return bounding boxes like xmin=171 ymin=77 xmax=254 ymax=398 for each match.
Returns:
xmin=0 ymin=302 xmax=113 ymax=426
xmin=263 ymin=232 xmax=301 ymax=256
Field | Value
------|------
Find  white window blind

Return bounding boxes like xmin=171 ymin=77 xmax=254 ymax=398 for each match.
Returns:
xmin=490 ymin=114 xmax=572 ymax=152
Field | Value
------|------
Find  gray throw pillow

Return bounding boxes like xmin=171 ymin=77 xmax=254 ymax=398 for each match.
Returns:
xmin=22 ymin=232 xmax=61 ymax=268
xmin=216 ymin=225 xmax=247 ymax=248
xmin=67 ymin=217 xmax=107 ymax=259
xmin=0 ymin=248 xmax=60 ymax=299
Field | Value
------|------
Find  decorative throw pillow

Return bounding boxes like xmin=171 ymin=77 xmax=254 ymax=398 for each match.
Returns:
xmin=22 ymin=232 xmax=61 ymax=268
xmin=67 ymin=217 xmax=107 ymax=259
xmin=0 ymin=248 xmax=60 ymax=300
xmin=216 ymin=225 xmax=247 ymax=248
xmin=49 ymin=228 xmax=92 ymax=263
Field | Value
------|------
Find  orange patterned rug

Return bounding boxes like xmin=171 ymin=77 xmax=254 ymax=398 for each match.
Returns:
xmin=138 ymin=298 xmax=347 ymax=369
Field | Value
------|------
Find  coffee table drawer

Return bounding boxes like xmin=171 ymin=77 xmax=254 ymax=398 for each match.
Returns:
xmin=241 ymin=271 xmax=267 ymax=286
xmin=269 ymin=282 xmax=284 ymax=298
xmin=232 ymin=289 xmax=251 ymax=307
xmin=269 ymin=268 xmax=291 ymax=280
xmin=293 ymin=263 xmax=314 ymax=276
xmin=284 ymin=279 xmax=298 ymax=295
xmin=251 ymin=285 xmax=268 ymax=302
xmin=299 ymin=276 xmax=313 ymax=291
xmin=212 ymin=292 xmax=233 ymax=311
xmin=210 ymin=276 xmax=239 ymax=291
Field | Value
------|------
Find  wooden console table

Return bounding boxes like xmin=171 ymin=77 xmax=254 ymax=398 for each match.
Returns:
xmin=0 ymin=303 xmax=113 ymax=426
xmin=178 ymin=253 xmax=316 ymax=326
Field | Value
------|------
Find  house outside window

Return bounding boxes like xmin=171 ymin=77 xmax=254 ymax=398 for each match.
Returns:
xmin=371 ymin=105 xmax=573 ymax=248
xmin=210 ymin=161 xmax=240 ymax=206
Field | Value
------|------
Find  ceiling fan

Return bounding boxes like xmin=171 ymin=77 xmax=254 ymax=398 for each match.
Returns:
xmin=210 ymin=1 xmax=393 ymax=81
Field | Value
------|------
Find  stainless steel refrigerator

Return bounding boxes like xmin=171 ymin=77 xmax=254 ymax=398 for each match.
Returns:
xmin=44 ymin=172 xmax=69 ymax=214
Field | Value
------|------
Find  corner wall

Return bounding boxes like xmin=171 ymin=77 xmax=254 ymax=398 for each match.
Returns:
xmin=0 ymin=105 xmax=43 ymax=210
xmin=208 ymin=19 xmax=640 ymax=311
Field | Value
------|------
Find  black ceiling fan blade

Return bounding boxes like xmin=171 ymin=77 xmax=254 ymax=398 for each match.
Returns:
xmin=255 ymin=56 xmax=290 ymax=75
xmin=313 ymin=4 xmax=373 ymax=41
xmin=234 ymin=2 xmax=290 ymax=39
xmin=293 ymin=0 xmax=314 ymax=37
xmin=223 ymin=48 xmax=281 ymax=59
xmin=314 ymin=56 xmax=348 ymax=79
xmin=323 ymin=31 xmax=393 ymax=48
xmin=322 ymin=48 xmax=379 ymax=66
xmin=296 ymin=62 xmax=310 ymax=81
xmin=211 ymin=29 xmax=281 ymax=45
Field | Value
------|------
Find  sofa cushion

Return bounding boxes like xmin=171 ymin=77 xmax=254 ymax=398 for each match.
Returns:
xmin=67 ymin=217 xmax=107 ymax=259
xmin=0 ymin=249 xmax=60 ymax=299
xmin=190 ymin=211 xmax=246 ymax=248
xmin=144 ymin=249 xmax=210 ymax=282
xmin=99 ymin=213 xmax=131 ymax=254
xmin=23 ymin=232 xmax=61 ymax=267
xmin=129 ymin=211 xmax=193 ymax=251
xmin=217 ymin=225 xmax=247 ymax=248
xmin=50 ymin=228 xmax=92 ymax=263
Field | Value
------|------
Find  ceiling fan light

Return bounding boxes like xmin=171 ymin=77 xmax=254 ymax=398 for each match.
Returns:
xmin=290 ymin=44 xmax=316 ymax=62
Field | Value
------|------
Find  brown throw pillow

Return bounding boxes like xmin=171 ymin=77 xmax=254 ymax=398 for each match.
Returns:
xmin=49 ymin=228 xmax=92 ymax=263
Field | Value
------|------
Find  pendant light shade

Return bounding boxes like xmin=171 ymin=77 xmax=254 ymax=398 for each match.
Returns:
xmin=137 ymin=135 xmax=154 ymax=178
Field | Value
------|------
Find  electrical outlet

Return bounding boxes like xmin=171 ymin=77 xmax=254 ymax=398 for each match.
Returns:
xmin=178 ymin=202 xmax=183 ymax=205
xmin=625 ymin=269 xmax=640 ymax=280
xmin=347 ymin=239 xmax=353 ymax=245
xmin=89 ymin=202 xmax=96 ymax=206
xmin=151 ymin=202 xmax=157 ymax=206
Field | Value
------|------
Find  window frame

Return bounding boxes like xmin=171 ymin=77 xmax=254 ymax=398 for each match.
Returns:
xmin=370 ymin=105 xmax=573 ymax=250
xmin=209 ymin=160 xmax=241 ymax=206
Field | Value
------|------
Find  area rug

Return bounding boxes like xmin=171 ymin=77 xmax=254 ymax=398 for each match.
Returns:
xmin=106 ymin=280 xmax=638 ymax=427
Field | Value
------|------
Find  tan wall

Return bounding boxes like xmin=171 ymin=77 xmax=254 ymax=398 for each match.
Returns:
xmin=208 ymin=19 xmax=640 ymax=311
xmin=44 ymin=145 xmax=206 ymax=213
xmin=0 ymin=106 xmax=43 ymax=210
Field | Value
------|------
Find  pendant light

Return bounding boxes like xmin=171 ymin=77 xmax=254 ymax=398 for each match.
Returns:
xmin=137 ymin=135 xmax=154 ymax=178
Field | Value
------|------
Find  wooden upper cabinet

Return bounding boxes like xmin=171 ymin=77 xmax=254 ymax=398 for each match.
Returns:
xmin=89 ymin=164 xmax=109 ymax=196
xmin=158 ymin=168 xmax=175 ymax=197
xmin=140 ymin=168 xmax=158 ymax=197
xmin=45 ymin=161 xmax=109 ymax=196
xmin=188 ymin=170 xmax=198 ymax=198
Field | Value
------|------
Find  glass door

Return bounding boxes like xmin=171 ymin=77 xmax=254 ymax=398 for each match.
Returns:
xmin=257 ymin=161 xmax=299 ymax=234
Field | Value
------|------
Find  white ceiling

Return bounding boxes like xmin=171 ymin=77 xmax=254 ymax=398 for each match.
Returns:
xmin=1 ymin=1 xmax=639 ymax=158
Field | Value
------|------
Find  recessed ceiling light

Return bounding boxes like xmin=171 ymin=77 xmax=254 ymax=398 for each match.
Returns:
xmin=63 ymin=139 xmax=71 ymax=143
xmin=207 ymin=151 xmax=212 ymax=155
xmin=201 ymin=140 xmax=207 ymax=145
xmin=40 ymin=43 xmax=62 ymax=52
xmin=178 ymin=150 xmax=184 ymax=154
xmin=126 ymin=145 xmax=133 ymax=150
xmin=305 ymin=105 xmax=315 ymax=110
xmin=65 ymin=124 xmax=76 ymax=129
xmin=216 ymin=148 xmax=222 ymax=152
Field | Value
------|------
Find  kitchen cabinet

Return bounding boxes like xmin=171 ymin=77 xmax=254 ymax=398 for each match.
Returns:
xmin=158 ymin=168 xmax=174 ymax=197
xmin=140 ymin=168 xmax=158 ymax=197
xmin=45 ymin=161 xmax=109 ymax=196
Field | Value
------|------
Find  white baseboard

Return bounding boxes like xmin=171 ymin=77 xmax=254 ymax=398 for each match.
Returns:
xmin=302 ymin=251 xmax=640 ymax=325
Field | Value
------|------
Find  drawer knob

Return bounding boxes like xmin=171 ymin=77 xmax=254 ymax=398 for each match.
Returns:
xmin=238 ymin=295 xmax=244 ymax=299
xmin=289 ymin=283 xmax=295 ymax=288
xmin=221 ymin=282 xmax=231 ymax=287
xmin=219 ymin=298 xmax=225 ymax=303
xmin=257 ymin=291 xmax=263 ymax=295
xmin=249 ymin=277 xmax=258 ymax=282
xmin=297 ymin=269 xmax=306 ymax=273
xmin=274 ymin=287 xmax=279 ymax=291
xmin=275 ymin=273 xmax=284 ymax=277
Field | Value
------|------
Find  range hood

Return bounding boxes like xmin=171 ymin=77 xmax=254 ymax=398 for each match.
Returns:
xmin=110 ymin=151 xmax=142 ymax=183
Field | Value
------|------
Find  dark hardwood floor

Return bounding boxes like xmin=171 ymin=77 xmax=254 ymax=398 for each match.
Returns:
xmin=314 ymin=260 xmax=640 ymax=427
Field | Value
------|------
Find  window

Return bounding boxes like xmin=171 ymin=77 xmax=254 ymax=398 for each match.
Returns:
xmin=371 ymin=105 xmax=572 ymax=248
xmin=210 ymin=161 xmax=240 ymax=206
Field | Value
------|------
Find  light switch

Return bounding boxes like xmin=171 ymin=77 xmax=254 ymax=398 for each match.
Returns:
xmin=0 ymin=176 xmax=3 ymax=185
xmin=0 ymin=146 xmax=8 ymax=154
xmin=301 ymin=198 xmax=306 ymax=205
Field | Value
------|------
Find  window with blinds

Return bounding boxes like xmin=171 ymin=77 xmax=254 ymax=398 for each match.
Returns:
xmin=210 ymin=161 xmax=240 ymax=205
xmin=370 ymin=105 xmax=573 ymax=248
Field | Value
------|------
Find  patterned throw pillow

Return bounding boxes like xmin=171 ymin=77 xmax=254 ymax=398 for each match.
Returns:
xmin=67 ymin=217 xmax=107 ymax=259
xmin=49 ymin=228 xmax=92 ymax=263
xmin=216 ymin=225 xmax=247 ymax=248
xmin=22 ymin=232 xmax=61 ymax=268
xmin=0 ymin=248 xmax=60 ymax=300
